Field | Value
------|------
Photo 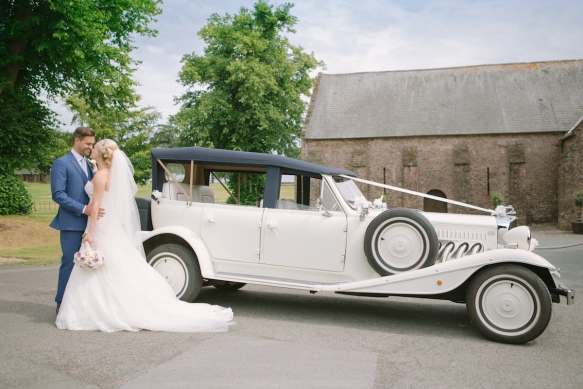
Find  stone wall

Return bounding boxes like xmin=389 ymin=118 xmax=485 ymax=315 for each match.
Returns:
xmin=558 ymin=124 xmax=583 ymax=229
xmin=301 ymin=133 xmax=563 ymax=224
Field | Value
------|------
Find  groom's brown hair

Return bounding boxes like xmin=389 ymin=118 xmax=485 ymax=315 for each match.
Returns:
xmin=72 ymin=127 xmax=95 ymax=142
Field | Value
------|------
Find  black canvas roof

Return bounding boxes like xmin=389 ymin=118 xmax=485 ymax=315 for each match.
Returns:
xmin=150 ymin=147 xmax=355 ymax=177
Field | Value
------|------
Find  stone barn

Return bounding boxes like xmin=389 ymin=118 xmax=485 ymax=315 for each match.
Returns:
xmin=300 ymin=60 xmax=583 ymax=229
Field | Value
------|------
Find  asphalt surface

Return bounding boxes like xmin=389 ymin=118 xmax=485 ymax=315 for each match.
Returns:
xmin=1 ymin=230 xmax=582 ymax=389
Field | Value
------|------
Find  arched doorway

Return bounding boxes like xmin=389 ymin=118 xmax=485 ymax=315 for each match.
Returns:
xmin=424 ymin=189 xmax=447 ymax=213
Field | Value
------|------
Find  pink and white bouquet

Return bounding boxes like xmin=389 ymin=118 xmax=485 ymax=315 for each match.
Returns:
xmin=74 ymin=242 xmax=105 ymax=270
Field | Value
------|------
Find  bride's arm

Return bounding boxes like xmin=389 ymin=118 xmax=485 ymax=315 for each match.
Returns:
xmin=84 ymin=172 xmax=107 ymax=246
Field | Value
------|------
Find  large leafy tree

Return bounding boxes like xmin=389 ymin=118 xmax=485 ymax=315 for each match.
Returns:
xmin=67 ymin=95 xmax=161 ymax=185
xmin=172 ymin=0 xmax=324 ymax=157
xmin=0 ymin=0 xmax=161 ymax=176
xmin=172 ymin=1 xmax=323 ymax=204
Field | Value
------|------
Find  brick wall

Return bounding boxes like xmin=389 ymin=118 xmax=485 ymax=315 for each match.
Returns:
xmin=301 ymin=132 xmax=563 ymax=224
xmin=558 ymin=125 xmax=583 ymax=229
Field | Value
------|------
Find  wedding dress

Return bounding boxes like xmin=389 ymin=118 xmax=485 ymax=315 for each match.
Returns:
xmin=56 ymin=150 xmax=234 ymax=332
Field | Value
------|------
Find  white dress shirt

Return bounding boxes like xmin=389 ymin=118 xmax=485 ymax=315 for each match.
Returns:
xmin=71 ymin=149 xmax=88 ymax=214
xmin=71 ymin=149 xmax=88 ymax=177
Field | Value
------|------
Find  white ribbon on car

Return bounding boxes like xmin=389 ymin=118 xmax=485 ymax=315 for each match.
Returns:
xmin=338 ymin=174 xmax=501 ymax=215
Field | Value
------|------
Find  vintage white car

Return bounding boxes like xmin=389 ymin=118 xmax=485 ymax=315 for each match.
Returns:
xmin=136 ymin=146 xmax=574 ymax=344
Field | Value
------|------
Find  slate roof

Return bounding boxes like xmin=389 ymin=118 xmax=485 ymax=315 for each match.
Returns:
xmin=304 ymin=60 xmax=583 ymax=139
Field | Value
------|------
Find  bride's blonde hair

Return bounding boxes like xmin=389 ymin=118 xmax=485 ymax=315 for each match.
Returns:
xmin=96 ymin=139 xmax=119 ymax=167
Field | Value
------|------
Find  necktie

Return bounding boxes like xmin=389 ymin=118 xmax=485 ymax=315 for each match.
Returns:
xmin=80 ymin=158 xmax=88 ymax=176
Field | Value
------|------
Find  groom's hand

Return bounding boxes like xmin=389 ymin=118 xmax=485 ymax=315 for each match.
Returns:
xmin=83 ymin=204 xmax=106 ymax=219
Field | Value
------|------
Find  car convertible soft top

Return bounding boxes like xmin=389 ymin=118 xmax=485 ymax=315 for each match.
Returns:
xmin=150 ymin=147 xmax=356 ymax=208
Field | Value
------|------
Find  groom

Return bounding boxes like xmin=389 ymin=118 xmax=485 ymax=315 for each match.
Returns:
xmin=50 ymin=127 xmax=101 ymax=314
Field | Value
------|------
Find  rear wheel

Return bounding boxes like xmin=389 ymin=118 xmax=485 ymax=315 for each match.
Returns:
xmin=466 ymin=265 xmax=552 ymax=344
xmin=147 ymin=244 xmax=202 ymax=302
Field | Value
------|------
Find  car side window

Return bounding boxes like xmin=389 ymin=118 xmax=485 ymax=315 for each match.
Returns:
xmin=275 ymin=176 xmax=305 ymax=210
xmin=321 ymin=181 xmax=341 ymax=211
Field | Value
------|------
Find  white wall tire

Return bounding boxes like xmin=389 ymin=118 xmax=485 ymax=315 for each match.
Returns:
xmin=364 ymin=208 xmax=438 ymax=276
xmin=467 ymin=265 xmax=552 ymax=344
xmin=147 ymin=244 xmax=202 ymax=302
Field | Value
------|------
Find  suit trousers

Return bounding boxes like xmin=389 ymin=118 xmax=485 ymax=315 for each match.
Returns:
xmin=55 ymin=230 xmax=84 ymax=306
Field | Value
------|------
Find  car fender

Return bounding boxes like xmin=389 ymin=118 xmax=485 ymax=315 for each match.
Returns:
xmin=140 ymin=226 xmax=215 ymax=277
xmin=322 ymin=248 xmax=558 ymax=295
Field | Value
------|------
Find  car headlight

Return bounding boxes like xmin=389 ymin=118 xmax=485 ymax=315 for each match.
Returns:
xmin=503 ymin=226 xmax=531 ymax=250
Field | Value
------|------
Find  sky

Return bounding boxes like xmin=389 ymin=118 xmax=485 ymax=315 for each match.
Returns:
xmin=52 ymin=0 xmax=583 ymax=132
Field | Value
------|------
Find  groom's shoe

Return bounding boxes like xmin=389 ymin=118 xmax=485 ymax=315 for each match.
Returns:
xmin=56 ymin=306 xmax=59 ymax=316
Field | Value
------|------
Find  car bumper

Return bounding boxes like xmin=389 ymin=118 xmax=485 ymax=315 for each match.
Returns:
xmin=550 ymin=284 xmax=575 ymax=305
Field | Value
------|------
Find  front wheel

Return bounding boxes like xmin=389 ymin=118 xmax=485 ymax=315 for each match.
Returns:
xmin=466 ymin=265 xmax=552 ymax=344
xmin=147 ymin=244 xmax=202 ymax=302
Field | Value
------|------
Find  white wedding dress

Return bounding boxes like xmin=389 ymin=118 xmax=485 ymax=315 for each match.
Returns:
xmin=56 ymin=156 xmax=234 ymax=333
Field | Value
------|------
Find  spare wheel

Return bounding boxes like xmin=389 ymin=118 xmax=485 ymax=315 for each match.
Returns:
xmin=364 ymin=208 xmax=438 ymax=276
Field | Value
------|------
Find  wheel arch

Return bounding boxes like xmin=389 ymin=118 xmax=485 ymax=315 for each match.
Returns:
xmin=141 ymin=226 xmax=214 ymax=277
xmin=143 ymin=233 xmax=190 ymax=256
xmin=433 ymin=262 xmax=557 ymax=304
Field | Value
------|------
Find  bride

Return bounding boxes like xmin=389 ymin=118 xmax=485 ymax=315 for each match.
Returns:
xmin=56 ymin=139 xmax=234 ymax=332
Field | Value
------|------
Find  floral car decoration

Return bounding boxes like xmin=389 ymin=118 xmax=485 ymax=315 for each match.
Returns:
xmin=134 ymin=146 xmax=574 ymax=344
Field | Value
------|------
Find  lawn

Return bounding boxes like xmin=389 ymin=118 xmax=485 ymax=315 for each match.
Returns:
xmin=0 ymin=182 xmax=295 ymax=266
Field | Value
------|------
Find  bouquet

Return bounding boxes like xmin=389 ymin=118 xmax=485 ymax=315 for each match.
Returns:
xmin=74 ymin=241 xmax=105 ymax=270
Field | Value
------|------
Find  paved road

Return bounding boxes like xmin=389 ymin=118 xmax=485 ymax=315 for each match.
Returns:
xmin=1 ymin=231 xmax=581 ymax=389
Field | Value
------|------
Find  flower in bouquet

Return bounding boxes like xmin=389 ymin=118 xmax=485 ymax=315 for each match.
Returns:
xmin=74 ymin=243 xmax=105 ymax=270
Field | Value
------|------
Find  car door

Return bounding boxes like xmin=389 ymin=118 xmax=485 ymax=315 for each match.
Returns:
xmin=200 ymin=203 xmax=264 ymax=263
xmin=261 ymin=180 xmax=347 ymax=272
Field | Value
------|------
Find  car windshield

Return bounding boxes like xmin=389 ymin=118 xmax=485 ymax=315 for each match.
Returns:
xmin=333 ymin=176 xmax=364 ymax=210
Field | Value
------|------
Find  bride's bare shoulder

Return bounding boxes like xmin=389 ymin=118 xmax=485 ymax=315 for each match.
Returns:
xmin=92 ymin=170 xmax=108 ymax=188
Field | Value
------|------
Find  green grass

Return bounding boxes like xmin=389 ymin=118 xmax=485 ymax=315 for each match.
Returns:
xmin=26 ymin=182 xmax=295 ymax=207
xmin=28 ymin=182 xmax=153 ymax=214
xmin=0 ymin=214 xmax=62 ymax=266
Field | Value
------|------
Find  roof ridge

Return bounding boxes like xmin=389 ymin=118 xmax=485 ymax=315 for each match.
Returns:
xmin=323 ymin=59 xmax=583 ymax=77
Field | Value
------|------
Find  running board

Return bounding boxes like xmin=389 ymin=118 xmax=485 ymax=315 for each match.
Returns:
xmin=210 ymin=272 xmax=344 ymax=291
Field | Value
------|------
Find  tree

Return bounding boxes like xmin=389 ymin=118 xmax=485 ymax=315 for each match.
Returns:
xmin=0 ymin=0 xmax=161 ymax=176
xmin=172 ymin=0 xmax=323 ymax=156
xmin=0 ymin=89 xmax=58 ymax=175
xmin=36 ymin=129 xmax=71 ymax=178
xmin=151 ymin=124 xmax=181 ymax=149
xmin=172 ymin=1 xmax=324 ymax=204
xmin=67 ymin=95 xmax=161 ymax=185
xmin=0 ymin=173 xmax=33 ymax=215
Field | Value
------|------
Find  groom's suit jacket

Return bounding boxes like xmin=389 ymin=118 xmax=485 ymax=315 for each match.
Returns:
xmin=50 ymin=151 xmax=95 ymax=231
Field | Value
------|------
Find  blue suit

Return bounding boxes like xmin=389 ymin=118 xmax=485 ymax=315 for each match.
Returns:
xmin=50 ymin=152 xmax=94 ymax=306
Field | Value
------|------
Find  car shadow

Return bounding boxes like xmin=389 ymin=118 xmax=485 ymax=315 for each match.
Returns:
xmin=196 ymin=286 xmax=485 ymax=342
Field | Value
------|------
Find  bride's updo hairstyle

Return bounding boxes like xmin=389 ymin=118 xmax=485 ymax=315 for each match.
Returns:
xmin=97 ymin=139 xmax=119 ymax=167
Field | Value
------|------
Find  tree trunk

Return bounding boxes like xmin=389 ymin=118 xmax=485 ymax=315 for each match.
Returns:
xmin=3 ymin=0 xmax=33 ymax=92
